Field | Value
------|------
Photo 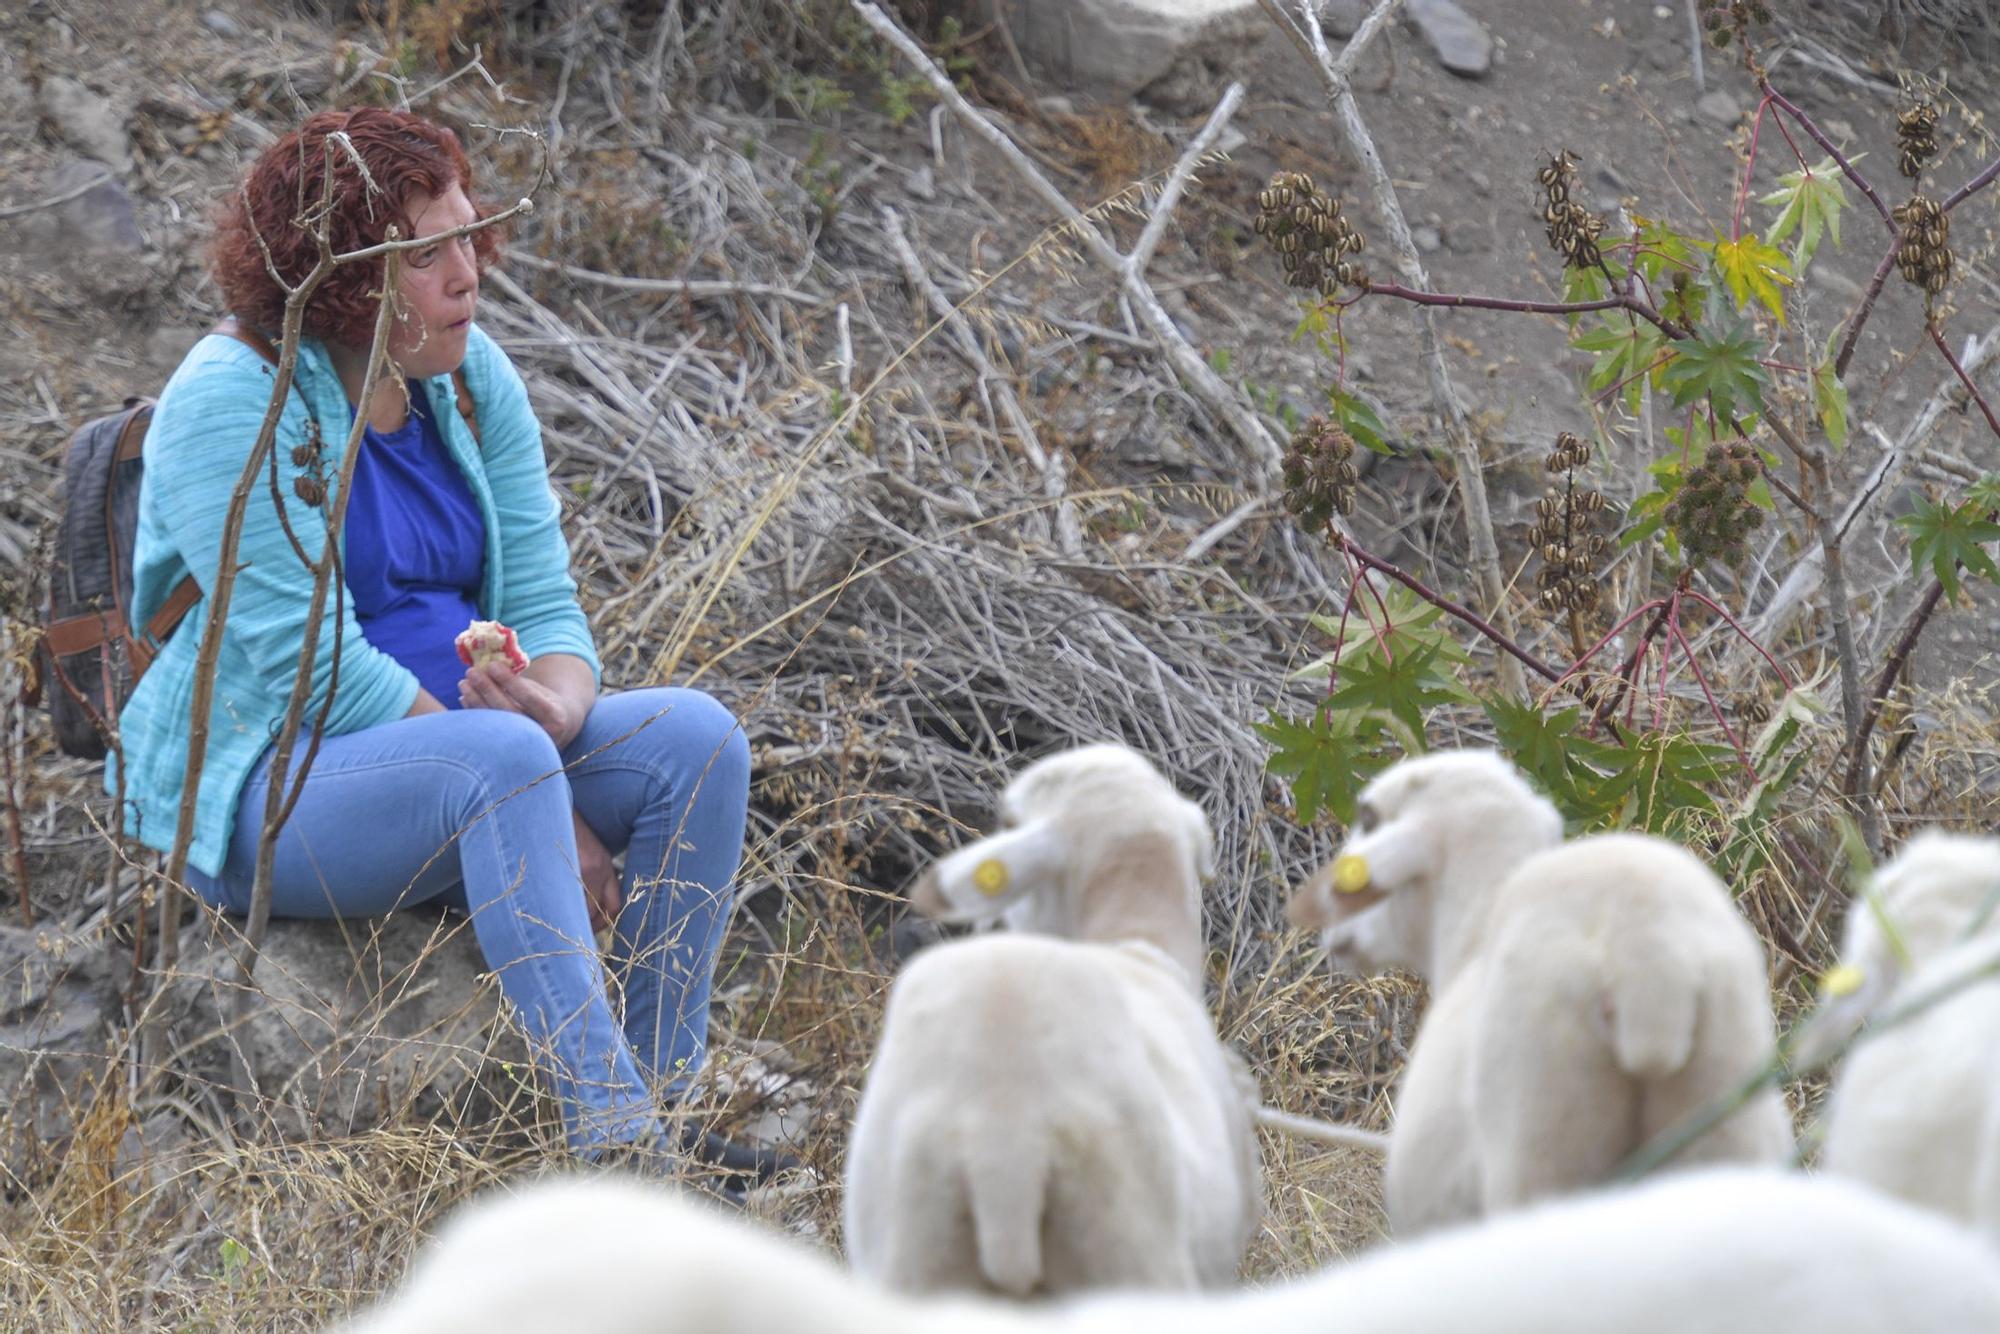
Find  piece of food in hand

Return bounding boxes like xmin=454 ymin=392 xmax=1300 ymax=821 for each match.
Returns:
xmin=454 ymin=620 xmax=529 ymax=675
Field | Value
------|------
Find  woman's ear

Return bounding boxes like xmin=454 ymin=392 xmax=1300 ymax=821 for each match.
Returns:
xmin=910 ymin=819 xmax=1065 ymax=923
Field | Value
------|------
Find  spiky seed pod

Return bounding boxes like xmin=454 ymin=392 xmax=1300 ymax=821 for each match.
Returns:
xmin=1897 ymin=101 xmax=1940 ymax=180
xmin=1892 ymin=193 xmax=1953 ymax=300
xmin=1664 ymin=440 xmax=1764 ymax=568
xmin=1695 ymin=0 xmax=1766 ymax=48
xmin=1281 ymin=416 xmax=1362 ymax=533
xmin=1530 ymin=431 xmax=1607 ymax=621
xmin=1256 ymin=170 xmax=1369 ymax=298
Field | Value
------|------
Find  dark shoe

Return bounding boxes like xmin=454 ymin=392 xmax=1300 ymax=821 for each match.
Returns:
xmin=676 ymin=1122 xmax=803 ymax=1183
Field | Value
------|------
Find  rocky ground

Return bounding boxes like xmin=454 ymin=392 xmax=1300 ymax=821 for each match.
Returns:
xmin=2 ymin=0 xmax=1998 ymax=1324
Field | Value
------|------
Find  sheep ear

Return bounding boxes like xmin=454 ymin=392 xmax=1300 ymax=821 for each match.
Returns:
xmin=1789 ymin=916 xmax=1904 ymax=1071
xmin=1179 ymin=797 xmax=1216 ymax=882
xmin=918 ymin=819 xmax=1064 ymax=922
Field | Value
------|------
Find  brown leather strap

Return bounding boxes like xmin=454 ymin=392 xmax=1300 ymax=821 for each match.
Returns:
xmin=112 ymin=400 xmax=153 ymax=462
xmin=45 ymin=609 xmax=131 ymax=657
xmin=146 ymin=574 xmax=203 ymax=648
xmin=213 ymin=316 xmax=280 ymax=366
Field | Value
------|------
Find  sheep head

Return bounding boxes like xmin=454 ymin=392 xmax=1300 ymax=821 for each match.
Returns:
xmin=1285 ymin=749 xmax=1561 ymax=982
xmin=907 ymin=744 xmax=1215 ymax=973
xmin=1792 ymin=829 xmax=2000 ymax=1070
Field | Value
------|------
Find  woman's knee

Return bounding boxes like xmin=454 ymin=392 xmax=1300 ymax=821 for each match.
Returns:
xmin=428 ymin=709 xmax=569 ymax=814
xmin=610 ymin=688 xmax=751 ymax=794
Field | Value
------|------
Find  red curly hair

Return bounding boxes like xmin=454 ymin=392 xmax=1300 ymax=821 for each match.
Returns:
xmin=209 ymin=108 xmax=502 ymax=348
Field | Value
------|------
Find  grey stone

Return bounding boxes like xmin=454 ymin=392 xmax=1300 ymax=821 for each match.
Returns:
xmin=905 ymin=164 xmax=937 ymax=201
xmin=14 ymin=160 xmax=151 ymax=302
xmin=1318 ymin=0 xmax=1367 ymax=38
xmin=1407 ymin=0 xmax=1493 ymax=77
xmin=1697 ymin=90 xmax=1743 ymax=127
xmin=0 ymin=925 xmax=117 ymax=1174
xmin=966 ymin=0 xmax=1267 ymax=105
xmin=37 ymin=76 xmax=132 ymax=175
xmin=1413 ymin=224 xmax=1443 ymax=254
xmin=1467 ymin=169 xmax=1493 ymax=196
xmin=202 ymin=8 xmax=245 ymax=38
xmin=167 ymin=912 xmax=526 ymax=1137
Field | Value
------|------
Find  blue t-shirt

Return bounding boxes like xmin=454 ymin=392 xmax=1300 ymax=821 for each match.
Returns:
xmin=344 ymin=384 xmax=486 ymax=706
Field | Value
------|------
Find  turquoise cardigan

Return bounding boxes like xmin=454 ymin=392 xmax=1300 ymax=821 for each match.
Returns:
xmin=110 ymin=324 xmax=601 ymax=876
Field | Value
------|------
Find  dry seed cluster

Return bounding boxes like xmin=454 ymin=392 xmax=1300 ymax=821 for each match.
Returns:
xmin=1537 ymin=152 xmax=1605 ymax=271
xmin=1663 ymin=441 xmax=1766 ymax=568
xmin=1255 ymin=171 xmax=1366 ymax=299
xmin=1897 ymin=102 xmax=1940 ymax=179
xmin=1893 ymin=194 xmax=1952 ymax=296
xmin=1281 ymin=415 xmax=1360 ymax=533
xmin=1695 ymin=0 xmax=1770 ymax=48
xmin=1529 ymin=433 xmax=1608 ymax=616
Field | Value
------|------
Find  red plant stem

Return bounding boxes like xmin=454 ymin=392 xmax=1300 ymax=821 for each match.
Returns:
xmin=1761 ymin=84 xmax=1897 ymax=230
xmin=1732 ymin=96 xmax=1774 ymax=239
xmin=1942 ymin=155 xmax=2000 ymax=214
xmin=1655 ymin=590 xmax=1679 ymax=729
xmin=1353 ymin=282 xmax=1688 ymax=340
xmin=1670 ymin=618 xmax=1753 ymax=775
xmin=1547 ymin=597 xmax=1669 ymax=698
xmin=1684 ymin=589 xmax=1795 ymax=689
xmin=1927 ymin=322 xmax=2000 ymax=438
xmin=1764 ymin=100 xmax=1809 ymax=172
xmin=1591 ymin=596 xmax=1677 ymax=731
xmin=1341 ymin=541 xmax=1564 ymax=682
xmin=1323 ymin=560 xmax=1363 ymax=699
xmin=1835 ymin=242 xmax=1900 ymax=378
xmin=1843 ymin=578 xmax=1946 ymax=795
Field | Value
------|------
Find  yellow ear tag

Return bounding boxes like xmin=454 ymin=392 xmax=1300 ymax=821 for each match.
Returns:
xmin=972 ymin=858 xmax=1010 ymax=897
xmin=1332 ymin=854 xmax=1371 ymax=895
xmin=1820 ymin=964 xmax=1865 ymax=998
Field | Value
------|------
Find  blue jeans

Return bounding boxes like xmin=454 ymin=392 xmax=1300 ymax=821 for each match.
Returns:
xmin=188 ymin=687 xmax=752 ymax=1153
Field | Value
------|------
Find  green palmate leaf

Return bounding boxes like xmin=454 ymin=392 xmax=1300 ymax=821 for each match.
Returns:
xmin=1660 ymin=316 xmax=1771 ymax=422
xmin=1256 ymin=709 xmax=1369 ymax=826
xmin=1632 ymin=215 xmax=1701 ymax=283
xmin=1563 ymin=261 xmax=1609 ymax=317
xmin=1894 ymin=497 xmax=2000 ymax=600
xmin=1812 ymin=328 xmax=1850 ymax=451
xmin=1591 ymin=728 xmax=1735 ymax=838
xmin=1328 ymin=639 xmax=1474 ymax=738
xmin=1573 ymin=317 xmax=1669 ymax=412
xmin=1969 ymin=473 xmax=2000 ymax=515
xmin=1710 ymin=233 xmax=1795 ymax=325
xmin=1329 ymin=385 xmax=1392 ymax=455
xmin=1758 ymin=155 xmax=1849 ymax=268
xmin=1480 ymin=697 xmax=1614 ymax=827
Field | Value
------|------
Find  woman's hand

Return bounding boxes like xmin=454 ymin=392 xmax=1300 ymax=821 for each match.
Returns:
xmin=572 ymin=811 xmax=622 ymax=934
xmin=457 ymin=652 xmax=596 ymax=750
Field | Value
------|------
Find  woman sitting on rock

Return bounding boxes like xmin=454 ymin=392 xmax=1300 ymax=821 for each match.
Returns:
xmin=114 ymin=106 xmax=783 ymax=1190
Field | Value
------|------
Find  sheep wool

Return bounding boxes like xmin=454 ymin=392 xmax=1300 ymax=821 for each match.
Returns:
xmin=1287 ymin=750 xmax=1791 ymax=1234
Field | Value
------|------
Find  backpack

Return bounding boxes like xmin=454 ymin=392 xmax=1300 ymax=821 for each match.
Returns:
xmin=33 ymin=319 xmax=479 ymax=760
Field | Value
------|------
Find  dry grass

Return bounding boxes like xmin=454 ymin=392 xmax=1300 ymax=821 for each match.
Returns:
xmin=4 ymin=0 xmax=2000 ymax=1328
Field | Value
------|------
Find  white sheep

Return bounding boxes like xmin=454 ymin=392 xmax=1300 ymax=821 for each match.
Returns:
xmin=341 ymin=1166 xmax=2000 ymax=1334
xmin=1286 ymin=750 xmax=1791 ymax=1234
xmin=845 ymin=743 xmax=1262 ymax=1296
xmin=1797 ymin=829 xmax=2000 ymax=1241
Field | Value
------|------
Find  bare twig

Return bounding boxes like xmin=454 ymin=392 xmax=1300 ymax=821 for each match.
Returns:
xmin=880 ymin=204 xmax=1079 ymax=553
xmin=850 ymin=2 xmax=1283 ymax=482
xmin=1261 ymin=0 xmax=1523 ymax=699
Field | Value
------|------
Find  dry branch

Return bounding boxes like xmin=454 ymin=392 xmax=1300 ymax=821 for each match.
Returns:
xmin=1258 ymin=0 xmax=1524 ymax=699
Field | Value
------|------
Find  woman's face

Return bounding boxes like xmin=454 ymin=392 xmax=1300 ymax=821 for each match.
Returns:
xmin=388 ymin=183 xmax=479 ymax=378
